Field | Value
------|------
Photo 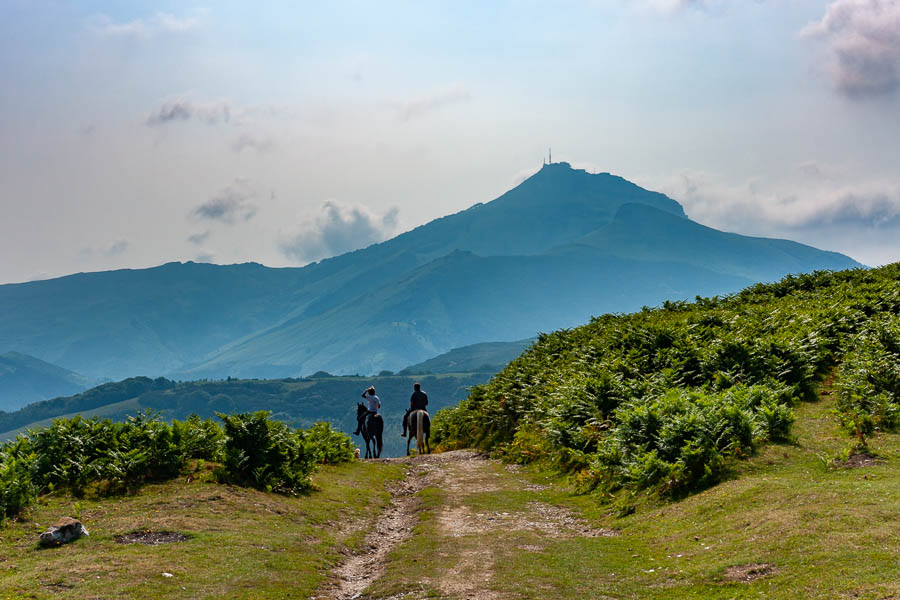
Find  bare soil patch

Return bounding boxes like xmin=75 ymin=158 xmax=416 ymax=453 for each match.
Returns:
xmin=723 ymin=562 xmax=777 ymax=582
xmin=114 ymin=531 xmax=189 ymax=545
xmin=840 ymin=452 xmax=883 ymax=468
xmin=438 ymin=501 xmax=615 ymax=539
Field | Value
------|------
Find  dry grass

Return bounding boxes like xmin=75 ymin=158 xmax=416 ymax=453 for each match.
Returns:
xmin=0 ymin=461 xmax=403 ymax=599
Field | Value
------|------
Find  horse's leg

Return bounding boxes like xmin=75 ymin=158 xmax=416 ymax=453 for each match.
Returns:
xmin=406 ymin=431 xmax=412 ymax=456
xmin=376 ymin=422 xmax=383 ymax=458
xmin=416 ymin=412 xmax=424 ymax=455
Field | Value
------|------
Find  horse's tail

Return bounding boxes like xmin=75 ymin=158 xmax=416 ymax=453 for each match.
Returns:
xmin=416 ymin=410 xmax=424 ymax=450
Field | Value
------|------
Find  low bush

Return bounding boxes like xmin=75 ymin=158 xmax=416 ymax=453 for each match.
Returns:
xmin=0 ymin=451 xmax=36 ymax=521
xmin=173 ymin=414 xmax=226 ymax=461
xmin=301 ymin=422 xmax=356 ymax=465
xmin=0 ymin=410 xmax=355 ymax=522
xmin=836 ymin=314 xmax=900 ymax=434
xmin=216 ymin=411 xmax=318 ymax=494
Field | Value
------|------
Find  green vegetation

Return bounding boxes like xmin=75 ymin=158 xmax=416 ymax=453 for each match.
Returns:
xmin=836 ymin=313 xmax=900 ymax=436
xmin=217 ymin=411 xmax=353 ymax=494
xmin=0 ymin=411 xmax=353 ymax=522
xmin=434 ymin=264 xmax=900 ymax=496
xmin=0 ymin=460 xmax=403 ymax=599
xmin=378 ymin=396 xmax=900 ymax=599
xmin=398 ymin=338 xmax=535 ymax=375
xmin=0 ymin=372 xmax=490 ymax=457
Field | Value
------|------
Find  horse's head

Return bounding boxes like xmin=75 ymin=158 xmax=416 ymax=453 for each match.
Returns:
xmin=357 ymin=402 xmax=367 ymax=416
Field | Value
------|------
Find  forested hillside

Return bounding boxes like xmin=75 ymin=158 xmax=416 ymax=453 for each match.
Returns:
xmin=434 ymin=264 xmax=900 ymax=495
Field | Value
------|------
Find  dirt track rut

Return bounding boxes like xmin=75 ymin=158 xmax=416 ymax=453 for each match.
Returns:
xmin=315 ymin=450 xmax=611 ymax=600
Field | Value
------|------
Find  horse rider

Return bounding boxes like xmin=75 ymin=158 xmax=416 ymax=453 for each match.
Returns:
xmin=354 ymin=386 xmax=381 ymax=435
xmin=401 ymin=382 xmax=428 ymax=437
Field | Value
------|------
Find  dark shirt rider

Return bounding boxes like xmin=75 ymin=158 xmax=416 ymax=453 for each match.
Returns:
xmin=401 ymin=382 xmax=428 ymax=437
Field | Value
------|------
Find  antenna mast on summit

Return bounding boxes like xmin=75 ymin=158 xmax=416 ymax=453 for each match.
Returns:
xmin=549 ymin=147 xmax=552 ymax=164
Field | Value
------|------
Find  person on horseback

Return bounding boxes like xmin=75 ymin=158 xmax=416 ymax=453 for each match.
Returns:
xmin=354 ymin=386 xmax=380 ymax=436
xmin=401 ymin=382 xmax=428 ymax=437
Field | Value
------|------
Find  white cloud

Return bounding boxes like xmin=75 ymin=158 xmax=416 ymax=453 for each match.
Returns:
xmin=281 ymin=201 xmax=401 ymax=263
xmin=105 ymin=239 xmax=129 ymax=256
xmin=187 ymin=231 xmax=210 ymax=245
xmin=639 ymin=0 xmax=724 ymax=15
xmin=87 ymin=11 xmax=203 ymax=37
xmin=146 ymin=99 xmax=235 ymax=126
xmin=79 ymin=239 xmax=131 ymax=258
xmin=231 ymin=133 xmax=276 ymax=154
xmin=801 ymin=0 xmax=900 ymax=98
xmin=191 ymin=179 xmax=259 ymax=224
xmin=648 ymin=165 xmax=900 ymax=232
xmin=397 ymin=84 xmax=471 ymax=122
xmin=637 ymin=166 xmax=900 ymax=265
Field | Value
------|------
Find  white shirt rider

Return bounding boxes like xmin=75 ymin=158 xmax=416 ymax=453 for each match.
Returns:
xmin=365 ymin=393 xmax=381 ymax=414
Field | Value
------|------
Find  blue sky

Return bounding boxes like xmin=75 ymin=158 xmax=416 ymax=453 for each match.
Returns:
xmin=2 ymin=0 xmax=900 ymax=282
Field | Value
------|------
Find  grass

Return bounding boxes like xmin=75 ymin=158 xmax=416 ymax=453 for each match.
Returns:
xmin=0 ymin=460 xmax=403 ymax=599
xmin=374 ymin=382 xmax=900 ymax=599
xmin=2 ymin=381 xmax=897 ymax=599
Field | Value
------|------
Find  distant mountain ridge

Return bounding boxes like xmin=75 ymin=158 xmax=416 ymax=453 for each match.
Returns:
xmin=398 ymin=339 xmax=536 ymax=375
xmin=0 ymin=352 xmax=95 ymax=411
xmin=0 ymin=162 xmax=862 ymax=380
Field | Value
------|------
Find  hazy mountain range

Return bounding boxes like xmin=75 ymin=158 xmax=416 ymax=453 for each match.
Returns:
xmin=0 ymin=162 xmax=861 ymax=382
xmin=0 ymin=352 xmax=97 ymax=412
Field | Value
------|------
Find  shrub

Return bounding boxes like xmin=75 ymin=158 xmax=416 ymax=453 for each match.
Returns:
xmin=0 ymin=451 xmax=36 ymax=521
xmin=172 ymin=415 xmax=225 ymax=461
xmin=300 ymin=422 xmax=355 ymax=465
xmin=216 ymin=411 xmax=316 ymax=494
xmin=836 ymin=315 xmax=900 ymax=432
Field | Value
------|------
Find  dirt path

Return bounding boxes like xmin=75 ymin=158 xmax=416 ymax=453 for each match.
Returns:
xmin=313 ymin=459 xmax=428 ymax=600
xmin=315 ymin=451 xmax=612 ymax=600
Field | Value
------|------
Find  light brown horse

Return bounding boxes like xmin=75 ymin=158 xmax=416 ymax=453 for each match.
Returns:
xmin=406 ymin=409 xmax=430 ymax=456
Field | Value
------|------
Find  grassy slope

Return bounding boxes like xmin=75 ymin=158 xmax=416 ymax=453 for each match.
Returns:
xmin=374 ymin=383 xmax=899 ymax=599
xmin=0 ymin=381 xmax=895 ymax=599
xmin=0 ymin=461 xmax=403 ymax=599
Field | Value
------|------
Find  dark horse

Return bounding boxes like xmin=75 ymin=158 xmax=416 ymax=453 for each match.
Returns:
xmin=406 ymin=409 xmax=430 ymax=456
xmin=355 ymin=402 xmax=383 ymax=458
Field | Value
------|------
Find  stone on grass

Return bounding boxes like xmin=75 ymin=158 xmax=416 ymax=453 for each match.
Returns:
xmin=39 ymin=517 xmax=89 ymax=547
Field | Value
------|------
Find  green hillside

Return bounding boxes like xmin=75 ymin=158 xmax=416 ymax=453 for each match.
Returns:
xmin=0 ymin=163 xmax=861 ymax=381
xmin=566 ymin=202 xmax=858 ymax=282
xmin=433 ymin=263 xmax=900 ymax=495
xmin=0 ymin=262 xmax=313 ymax=379
xmin=1 ymin=265 xmax=898 ymax=599
xmin=0 ymin=352 xmax=95 ymax=411
xmin=398 ymin=338 xmax=536 ymax=375
xmin=179 ymin=250 xmax=757 ymax=379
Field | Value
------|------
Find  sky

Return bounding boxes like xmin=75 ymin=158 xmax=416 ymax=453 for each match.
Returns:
xmin=2 ymin=0 xmax=900 ymax=284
